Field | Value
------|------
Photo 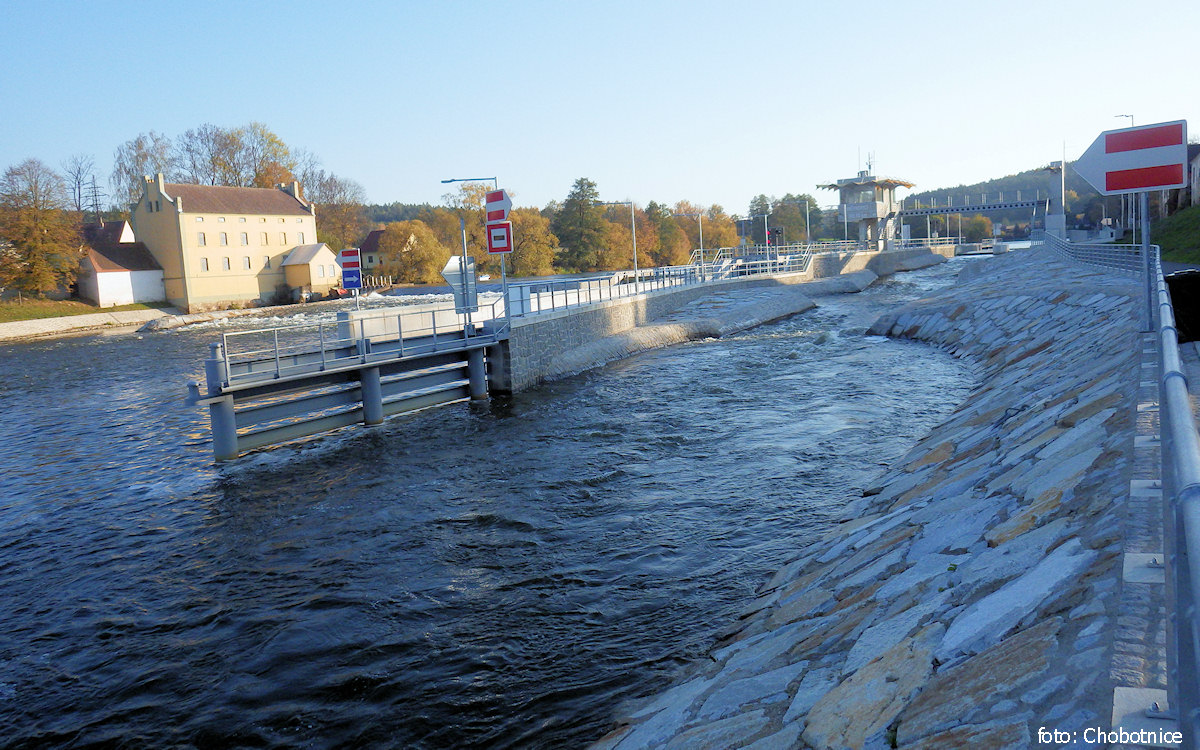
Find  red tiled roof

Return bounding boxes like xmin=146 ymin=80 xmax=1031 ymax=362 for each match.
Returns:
xmin=359 ymin=229 xmax=384 ymax=255
xmin=163 ymin=183 xmax=311 ymax=216
xmin=83 ymin=223 xmax=161 ymax=272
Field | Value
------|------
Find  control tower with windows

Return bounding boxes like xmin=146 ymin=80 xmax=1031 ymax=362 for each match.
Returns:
xmin=818 ymin=170 xmax=914 ymax=250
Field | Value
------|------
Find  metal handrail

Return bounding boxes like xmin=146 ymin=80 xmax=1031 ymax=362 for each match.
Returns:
xmin=1034 ymin=231 xmax=1144 ymax=276
xmin=218 ymin=297 xmax=508 ymax=387
xmin=1155 ymin=248 xmax=1200 ymax=745
xmin=1048 ymin=234 xmax=1200 ymax=743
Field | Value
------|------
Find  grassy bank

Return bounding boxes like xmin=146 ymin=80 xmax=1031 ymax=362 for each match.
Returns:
xmin=0 ymin=299 xmax=170 ymax=324
xmin=1154 ymin=203 xmax=1200 ymax=263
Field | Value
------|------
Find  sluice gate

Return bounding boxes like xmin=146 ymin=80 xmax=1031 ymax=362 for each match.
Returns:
xmin=187 ymin=304 xmax=504 ymax=461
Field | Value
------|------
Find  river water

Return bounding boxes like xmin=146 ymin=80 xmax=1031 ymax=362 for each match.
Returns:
xmin=0 ymin=259 xmax=974 ymax=748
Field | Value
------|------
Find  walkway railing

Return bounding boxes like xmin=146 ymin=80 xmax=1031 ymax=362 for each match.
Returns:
xmin=1033 ymin=230 xmax=1145 ymax=276
xmin=215 ymin=297 xmax=508 ymax=388
xmin=1154 ymin=251 xmax=1200 ymax=746
xmin=1044 ymin=232 xmax=1200 ymax=744
xmin=505 ymin=253 xmax=813 ymax=317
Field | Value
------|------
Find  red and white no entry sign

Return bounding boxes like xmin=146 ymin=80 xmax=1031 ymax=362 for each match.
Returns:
xmin=1074 ymin=120 xmax=1188 ymax=195
xmin=487 ymin=221 xmax=513 ymax=254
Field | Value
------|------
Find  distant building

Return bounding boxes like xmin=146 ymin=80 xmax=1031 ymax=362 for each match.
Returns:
xmin=130 ymin=174 xmax=327 ymax=312
xmin=282 ymin=243 xmax=341 ymax=300
xmin=78 ymin=220 xmax=165 ymax=307
xmin=357 ymin=229 xmax=385 ymax=270
xmin=818 ymin=170 xmax=914 ymax=249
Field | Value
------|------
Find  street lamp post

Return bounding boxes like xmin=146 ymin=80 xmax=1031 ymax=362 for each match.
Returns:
xmin=1114 ymin=116 xmax=1135 ymax=241
xmin=440 ymin=177 xmax=499 ymax=332
xmin=441 ymin=176 xmax=507 ymax=323
xmin=599 ymin=200 xmax=639 ymax=294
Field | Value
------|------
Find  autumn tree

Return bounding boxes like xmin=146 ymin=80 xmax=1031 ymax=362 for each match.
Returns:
xmin=375 ymin=220 xmax=452 ymax=284
xmin=702 ymin=205 xmax=739 ymax=249
xmin=304 ymin=170 xmax=369 ymax=251
xmin=173 ymin=123 xmax=242 ymax=186
xmin=0 ymin=159 xmax=82 ymax=295
xmin=508 ymin=208 xmax=557 ymax=277
xmin=110 ymin=131 xmax=174 ymax=208
xmin=551 ymin=178 xmax=606 ymax=272
xmin=237 ymin=122 xmax=298 ymax=188
xmin=962 ymin=214 xmax=993 ymax=242
xmin=646 ymin=201 xmax=690 ymax=266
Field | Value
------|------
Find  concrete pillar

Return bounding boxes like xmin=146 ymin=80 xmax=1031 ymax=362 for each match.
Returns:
xmin=360 ymin=367 xmax=384 ymax=425
xmin=468 ymin=347 xmax=488 ymax=401
xmin=205 ymin=344 xmax=239 ymax=461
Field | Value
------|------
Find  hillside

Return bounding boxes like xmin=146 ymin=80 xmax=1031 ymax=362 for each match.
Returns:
xmin=1154 ymin=203 xmax=1200 ymax=263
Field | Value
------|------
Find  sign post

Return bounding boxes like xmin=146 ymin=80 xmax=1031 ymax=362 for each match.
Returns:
xmin=339 ymin=248 xmax=363 ymax=310
xmin=486 ymin=189 xmax=514 ymax=323
xmin=1074 ymin=120 xmax=1188 ymax=331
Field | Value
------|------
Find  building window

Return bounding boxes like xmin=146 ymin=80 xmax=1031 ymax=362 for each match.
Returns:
xmin=260 ymin=217 xmax=267 ymax=223
xmin=222 ymin=257 xmax=231 ymax=271
xmin=367 ymin=255 xmax=374 ymax=265
xmin=261 ymin=232 xmax=268 ymax=245
xmin=218 ymin=217 xmax=226 ymax=223
xmin=200 ymin=258 xmax=209 ymax=272
xmin=328 ymin=264 xmax=336 ymax=277
xmin=297 ymin=232 xmax=305 ymax=244
xmin=279 ymin=218 xmax=285 ymax=223
xmin=317 ymin=264 xmax=325 ymax=278
xmin=264 ymin=256 xmax=271 ymax=269
xmin=239 ymin=232 xmax=248 ymax=246
xmin=155 ymin=200 xmax=161 ymax=212
xmin=195 ymin=216 xmax=204 ymax=222
xmin=219 ymin=232 xmax=228 ymax=246
xmin=280 ymin=232 xmax=287 ymax=245
xmin=198 ymin=232 xmax=206 ymax=246
xmin=239 ymin=217 xmax=246 ymax=223
xmin=242 ymin=256 xmax=251 ymax=270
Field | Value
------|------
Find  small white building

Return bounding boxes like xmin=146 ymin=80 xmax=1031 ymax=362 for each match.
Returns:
xmin=282 ymin=243 xmax=341 ymax=299
xmin=78 ymin=221 xmax=166 ymax=307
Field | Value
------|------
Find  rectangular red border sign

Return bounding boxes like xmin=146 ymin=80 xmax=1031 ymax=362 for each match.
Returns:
xmin=487 ymin=222 xmax=513 ymax=254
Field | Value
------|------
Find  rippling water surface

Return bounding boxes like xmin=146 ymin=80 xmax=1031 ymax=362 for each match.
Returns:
xmin=0 ymin=261 xmax=974 ymax=748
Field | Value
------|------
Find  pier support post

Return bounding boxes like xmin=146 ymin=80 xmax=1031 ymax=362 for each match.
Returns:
xmin=360 ymin=367 xmax=384 ymax=425
xmin=205 ymin=344 xmax=239 ymax=461
xmin=467 ymin=347 xmax=488 ymax=401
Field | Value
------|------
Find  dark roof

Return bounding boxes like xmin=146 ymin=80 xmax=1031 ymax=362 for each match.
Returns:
xmin=83 ymin=222 xmax=161 ymax=273
xmin=359 ymin=229 xmax=384 ymax=255
xmin=163 ymin=183 xmax=311 ymax=216
xmin=1189 ymin=143 xmax=1200 ymax=162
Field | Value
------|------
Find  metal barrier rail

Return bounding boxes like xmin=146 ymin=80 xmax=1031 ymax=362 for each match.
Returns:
xmin=1033 ymin=231 xmax=1145 ymax=276
xmin=217 ymin=297 xmax=508 ymax=387
xmin=1155 ymin=249 xmax=1200 ymax=746
xmin=893 ymin=236 xmax=964 ymax=249
xmin=505 ymin=252 xmax=813 ymax=317
xmin=1043 ymin=233 xmax=1200 ymax=743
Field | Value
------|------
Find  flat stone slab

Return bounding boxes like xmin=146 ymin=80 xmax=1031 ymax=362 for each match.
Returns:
xmin=1123 ymin=553 xmax=1166 ymax=584
xmin=1110 ymin=687 xmax=1180 ymax=748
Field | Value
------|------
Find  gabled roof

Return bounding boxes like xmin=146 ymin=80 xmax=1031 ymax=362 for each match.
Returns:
xmin=359 ymin=229 xmax=384 ymax=255
xmin=283 ymin=243 xmax=334 ymax=266
xmin=83 ymin=221 xmax=161 ymax=273
xmin=163 ymin=183 xmax=312 ymax=216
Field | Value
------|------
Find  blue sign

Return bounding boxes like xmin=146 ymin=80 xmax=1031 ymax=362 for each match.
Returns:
xmin=342 ymin=268 xmax=362 ymax=290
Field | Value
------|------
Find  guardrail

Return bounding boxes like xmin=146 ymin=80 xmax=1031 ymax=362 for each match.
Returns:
xmin=1155 ymin=250 xmax=1200 ymax=746
xmin=1032 ymin=230 xmax=1145 ymax=276
xmin=215 ymin=297 xmax=507 ymax=388
xmin=1041 ymin=232 xmax=1200 ymax=744
xmin=505 ymin=253 xmax=813 ymax=317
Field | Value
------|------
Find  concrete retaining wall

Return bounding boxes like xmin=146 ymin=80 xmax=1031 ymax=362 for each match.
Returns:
xmin=593 ymin=248 xmax=1146 ymax=749
xmin=490 ymin=249 xmax=946 ymax=393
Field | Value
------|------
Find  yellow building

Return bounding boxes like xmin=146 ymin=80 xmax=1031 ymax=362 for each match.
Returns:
xmin=130 ymin=174 xmax=326 ymax=312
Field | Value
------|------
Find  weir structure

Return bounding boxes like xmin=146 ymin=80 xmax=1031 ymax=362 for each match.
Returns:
xmin=186 ymin=245 xmax=962 ymax=460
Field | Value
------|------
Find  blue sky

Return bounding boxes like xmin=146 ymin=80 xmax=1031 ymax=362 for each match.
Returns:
xmin=2 ymin=0 xmax=1196 ymax=214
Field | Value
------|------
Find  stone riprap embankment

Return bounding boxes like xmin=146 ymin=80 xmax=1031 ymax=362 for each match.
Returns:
xmin=594 ymin=248 xmax=1143 ymax=749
